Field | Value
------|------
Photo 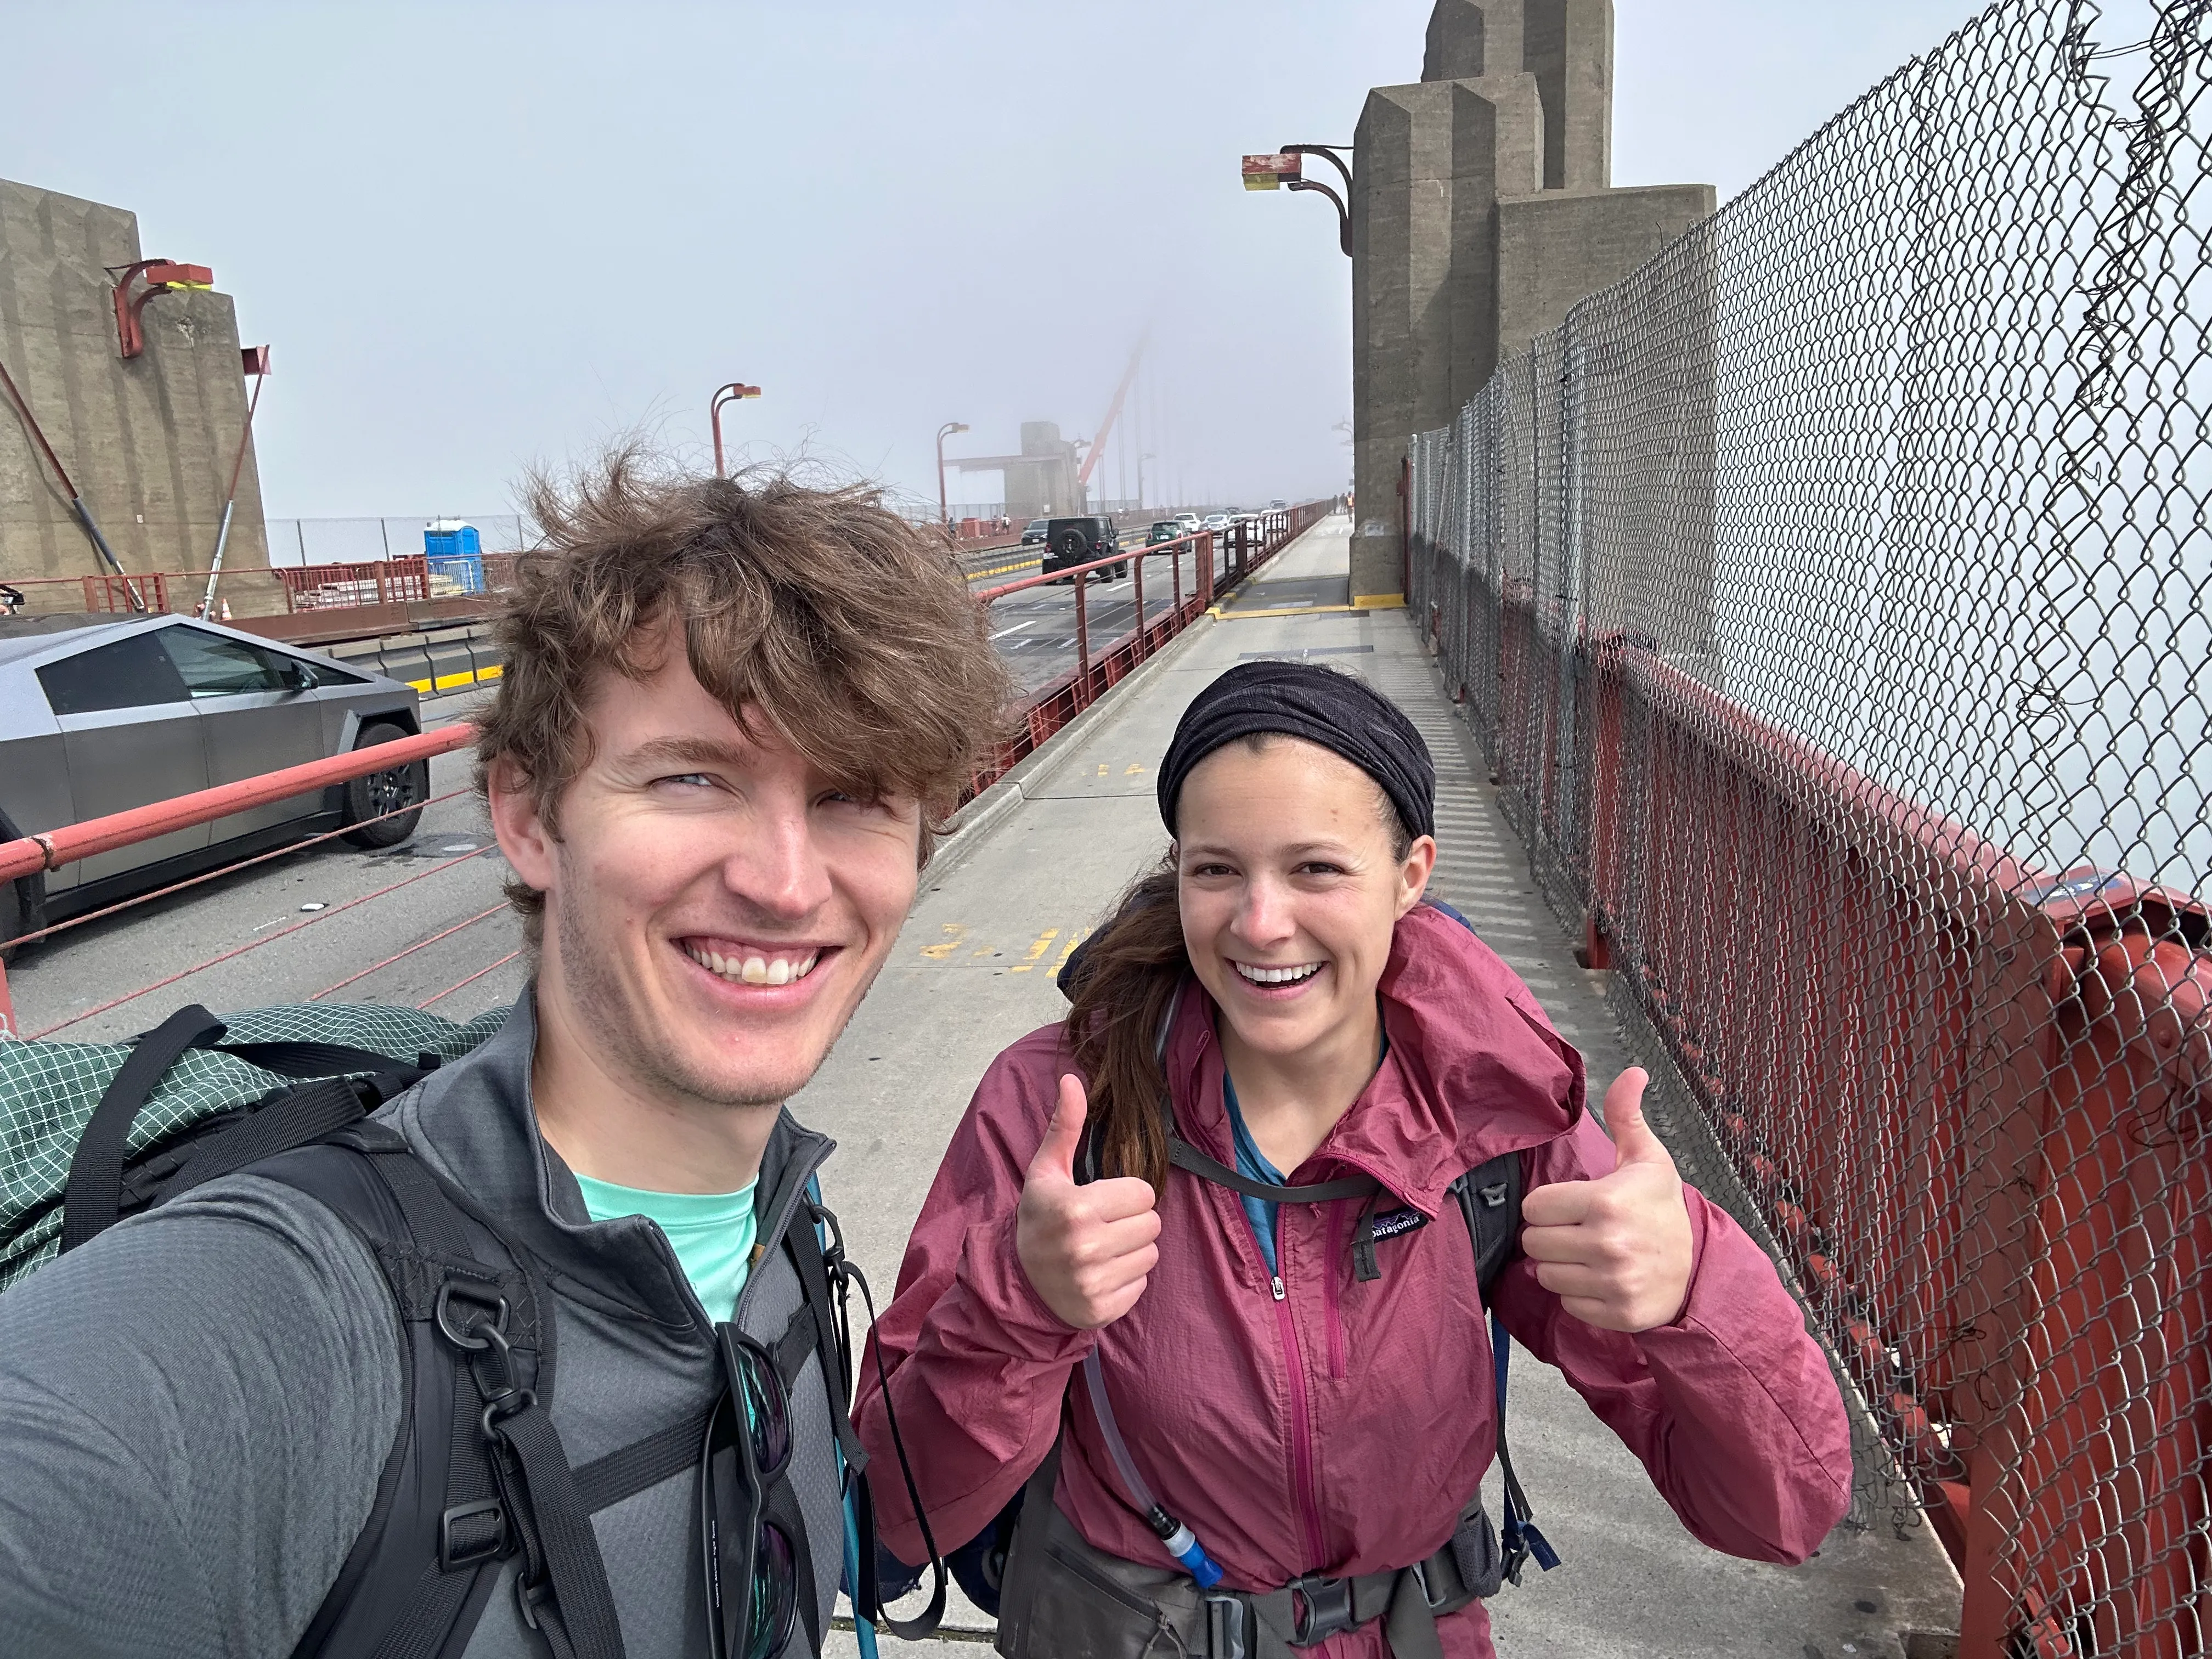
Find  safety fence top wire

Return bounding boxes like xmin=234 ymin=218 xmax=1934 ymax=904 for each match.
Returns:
xmin=1410 ymin=1 xmax=2211 ymax=1654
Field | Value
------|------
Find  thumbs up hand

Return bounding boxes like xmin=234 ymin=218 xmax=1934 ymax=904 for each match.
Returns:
xmin=1016 ymin=1075 xmax=1163 ymax=1330
xmin=1519 ymin=1069 xmax=1694 ymax=1333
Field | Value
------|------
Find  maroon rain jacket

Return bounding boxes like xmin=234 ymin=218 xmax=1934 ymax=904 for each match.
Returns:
xmin=856 ymin=905 xmax=1851 ymax=1657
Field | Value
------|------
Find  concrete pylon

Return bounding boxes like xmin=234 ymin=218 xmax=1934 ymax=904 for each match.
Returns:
xmin=1347 ymin=0 xmax=1714 ymax=601
xmin=0 ymin=177 xmax=270 ymax=596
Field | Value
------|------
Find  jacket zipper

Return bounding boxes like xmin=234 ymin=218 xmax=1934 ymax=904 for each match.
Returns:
xmin=1323 ymin=1200 xmax=1347 ymax=1379
xmin=1269 ymin=1259 xmax=1329 ymax=1571
xmin=732 ymin=1133 xmax=833 ymax=1326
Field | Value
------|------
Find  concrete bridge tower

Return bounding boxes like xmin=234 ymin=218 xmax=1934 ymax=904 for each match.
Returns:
xmin=1348 ymin=0 xmax=1715 ymax=600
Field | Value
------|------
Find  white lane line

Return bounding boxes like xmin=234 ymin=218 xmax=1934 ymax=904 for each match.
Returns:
xmin=992 ymin=618 xmax=1039 ymax=639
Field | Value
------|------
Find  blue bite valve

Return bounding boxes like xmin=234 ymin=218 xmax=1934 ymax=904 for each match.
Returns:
xmin=1148 ymin=1506 xmax=1225 ymax=1589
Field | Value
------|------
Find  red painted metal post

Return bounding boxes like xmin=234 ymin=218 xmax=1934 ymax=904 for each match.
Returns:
xmin=1172 ymin=540 xmax=1183 ymax=615
xmin=0 ymin=724 xmax=476 ymax=887
xmin=1074 ymin=571 xmax=1090 ymax=699
xmin=1133 ymin=550 xmax=1146 ymax=646
xmin=1200 ymin=532 xmax=1215 ymax=606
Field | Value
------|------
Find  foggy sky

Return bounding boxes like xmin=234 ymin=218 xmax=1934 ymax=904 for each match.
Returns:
xmin=2 ymin=2 xmax=1992 ymax=521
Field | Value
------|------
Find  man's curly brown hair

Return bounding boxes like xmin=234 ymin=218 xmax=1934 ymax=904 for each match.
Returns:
xmin=475 ymin=449 xmax=1012 ymax=940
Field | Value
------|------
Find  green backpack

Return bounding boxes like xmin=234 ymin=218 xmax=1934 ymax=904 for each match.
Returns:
xmin=0 ymin=1000 xmax=657 ymax=1659
xmin=0 ymin=1000 xmax=506 ymax=1290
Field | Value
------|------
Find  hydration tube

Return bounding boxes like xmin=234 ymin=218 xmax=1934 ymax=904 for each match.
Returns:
xmin=1082 ymin=1350 xmax=1224 ymax=1588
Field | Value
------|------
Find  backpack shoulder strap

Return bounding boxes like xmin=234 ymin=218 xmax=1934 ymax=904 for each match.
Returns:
xmin=1451 ymin=1152 xmax=1523 ymax=1295
xmin=258 ymin=1122 xmax=626 ymax=1659
xmin=1448 ymin=1155 xmax=1560 ymax=1588
xmin=58 ymin=1005 xmax=227 ymax=1252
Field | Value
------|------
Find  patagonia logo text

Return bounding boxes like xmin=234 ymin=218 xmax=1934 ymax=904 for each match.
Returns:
xmin=1368 ymin=1206 xmax=1430 ymax=1242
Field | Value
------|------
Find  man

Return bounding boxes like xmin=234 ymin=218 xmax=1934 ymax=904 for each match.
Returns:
xmin=0 ymin=453 xmax=1011 ymax=1657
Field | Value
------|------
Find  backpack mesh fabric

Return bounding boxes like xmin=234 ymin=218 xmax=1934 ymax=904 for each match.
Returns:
xmin=0 ymin=1003 xmax=509 ymax=1289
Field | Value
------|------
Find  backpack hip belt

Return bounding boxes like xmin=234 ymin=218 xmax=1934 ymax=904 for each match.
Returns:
xmin=994 ymin=1443 xmax=1496 ymax=1659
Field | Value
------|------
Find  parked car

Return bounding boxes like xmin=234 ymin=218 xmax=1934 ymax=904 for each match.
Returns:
xmin=1040 ymin=516 xmax=1126 ymax=582
xmin=1019 ymin=518 xmax=1050 ymax=547
xmin=0 ymin=613 xmax=430 ymax=958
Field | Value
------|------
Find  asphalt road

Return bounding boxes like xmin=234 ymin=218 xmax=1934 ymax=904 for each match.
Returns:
xmin=974 ymin=539 xmax=1227 ymax=695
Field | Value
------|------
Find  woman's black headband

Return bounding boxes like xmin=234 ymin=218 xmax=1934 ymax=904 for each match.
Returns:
xmin=1155 ymin=661 xmax=1436 ymax=843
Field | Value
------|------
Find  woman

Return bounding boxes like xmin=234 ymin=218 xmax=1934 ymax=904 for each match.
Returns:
xmin=856 ymin=662 xmax=1849 ymax=1658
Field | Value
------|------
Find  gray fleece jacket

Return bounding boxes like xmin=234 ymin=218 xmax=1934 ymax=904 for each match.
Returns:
xmin=0 ymin=992 xmax=849 ymax=1658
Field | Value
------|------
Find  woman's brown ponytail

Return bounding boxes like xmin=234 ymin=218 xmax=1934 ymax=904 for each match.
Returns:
xmin=1064 ymin=861 xmax=1187 ymax=1193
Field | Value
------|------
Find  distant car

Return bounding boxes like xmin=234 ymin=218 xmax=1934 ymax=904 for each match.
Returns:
xmin=1201 ymin=514 xmax=1232 ymax=533
xmin=1040 ymin=516 xmax=1126 ymax=582
xmin=1146 ymin=520 xmax=1186 ymax=546
xmin=0 ymin=614 xmax=430 ymax=958
xmin=1175 ymin=514 xmax=1201 ymax=536
xmin=1267 ymin=499 xmax=1287 ymax=509
xmin=1018 ymin=519 xmax=1049 ymax=547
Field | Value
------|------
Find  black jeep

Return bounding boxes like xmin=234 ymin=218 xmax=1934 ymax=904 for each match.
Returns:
xmin=1040 ymin=516 xmax=1126 ymax=582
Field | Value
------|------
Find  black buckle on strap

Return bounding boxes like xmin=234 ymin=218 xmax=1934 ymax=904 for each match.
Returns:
xmin=1289 ymin=1574 xmax=1357 ymax=1645
xmin=439 ymin=1497 xmax=509 ymax=1568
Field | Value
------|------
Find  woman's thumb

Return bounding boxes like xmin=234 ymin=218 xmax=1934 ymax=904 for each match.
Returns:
xmin=1028 ymin=1074 xmax=1090 ymax=1186
xmin=1604 ymin=1068 xmax=1671 ymax=1169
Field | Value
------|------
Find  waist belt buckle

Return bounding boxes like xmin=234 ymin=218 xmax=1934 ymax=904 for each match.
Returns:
xmin=1413 ymin=1557 xmax=1449 ymax=1611
xmin=1205 ymin=1594 xmax=1250 ymax=1659
xmin=1289 ymin=1575 xmax=1357 ymax=1646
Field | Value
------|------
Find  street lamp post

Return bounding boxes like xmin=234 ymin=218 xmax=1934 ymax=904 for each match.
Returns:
xmin=935 ymin=421 xmax=970 ymax=531
xmin=710 ymin=382 xmax=763 ymax=477
xmin=1242 ymin=145 xmax=1355 ymax=256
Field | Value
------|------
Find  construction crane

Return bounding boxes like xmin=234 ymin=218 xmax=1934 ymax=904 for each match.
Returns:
xmin=1076 ymin=337 xmax=1145 ymax=490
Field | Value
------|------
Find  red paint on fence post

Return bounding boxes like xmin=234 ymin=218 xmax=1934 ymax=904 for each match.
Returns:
xmin=1074 ymin=574 xmax=1090 ymax=699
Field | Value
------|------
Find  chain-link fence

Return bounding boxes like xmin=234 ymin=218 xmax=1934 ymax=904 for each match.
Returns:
xmin=1409 ymin=2 xmax=2208 ymax=1654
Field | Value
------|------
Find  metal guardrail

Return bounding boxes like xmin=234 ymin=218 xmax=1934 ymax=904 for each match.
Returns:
xmin=0 ymin=726 xmax=476 ymax=1036
xmin=962 ymin=503 xmax=1333 ymax=800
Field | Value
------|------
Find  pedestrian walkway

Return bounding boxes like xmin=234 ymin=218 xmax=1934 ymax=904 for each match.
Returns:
xmin=804 ymin=511 xmax=1961 ymax=1657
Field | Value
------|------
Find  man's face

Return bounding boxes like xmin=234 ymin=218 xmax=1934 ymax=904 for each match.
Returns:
xmin=490 ymin=623 xmax=922 ymax=1114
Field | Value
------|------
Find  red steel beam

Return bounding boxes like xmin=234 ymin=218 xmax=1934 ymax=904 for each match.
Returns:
xmin=0 ymin=724 xmax=476 ymax=886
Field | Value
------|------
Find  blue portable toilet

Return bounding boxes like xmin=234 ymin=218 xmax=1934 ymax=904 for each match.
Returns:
xmin=424 ymin=520 xmax=485 ymax=593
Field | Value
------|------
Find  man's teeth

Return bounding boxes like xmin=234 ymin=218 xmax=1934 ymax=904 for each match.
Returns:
xmin=1234 ymin=961 xmax=1323 ymax=985
xmin=684 ymin=945 xmax=822 ymax=985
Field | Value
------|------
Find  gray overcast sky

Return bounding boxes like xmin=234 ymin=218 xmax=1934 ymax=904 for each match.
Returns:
xmin=3 ymin=2 xmax=1994 ymax=520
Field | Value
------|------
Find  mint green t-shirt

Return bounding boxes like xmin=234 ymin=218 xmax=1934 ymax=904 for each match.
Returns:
xmin=573 ymin=1171 xmax=760 ymax=1324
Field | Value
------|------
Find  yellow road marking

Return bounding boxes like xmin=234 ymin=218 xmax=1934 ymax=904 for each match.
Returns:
xmin=1047 ymin=930 xmax=1090 ymax=978
xmin=406 ymin=663 xmax=506 ymax=692
xmin=1207 ymin=602 xmax=1361 ymax=622
xmin=919 ymin=924 xmax=967 ymax=959
xmin=966 ymin=555 xmax=1042 ymax=580
xmin=1124 ymin=763 xmax=1145 ymax=775
xmin=1008 ymin=928 xmax=1060 ymax=973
